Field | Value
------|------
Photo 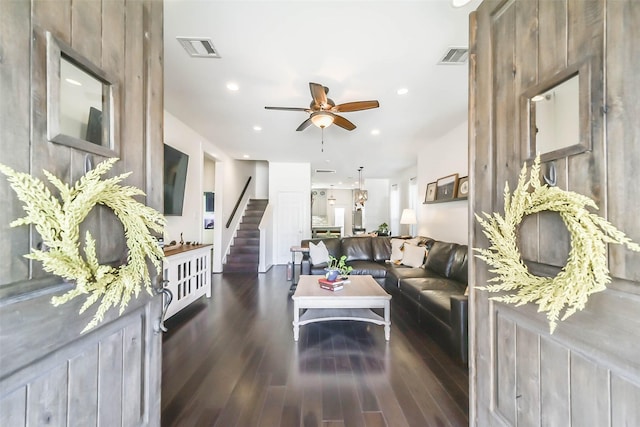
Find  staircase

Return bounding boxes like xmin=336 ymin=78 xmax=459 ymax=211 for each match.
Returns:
xmin=223 ymin=199 xmax=268 ymax=273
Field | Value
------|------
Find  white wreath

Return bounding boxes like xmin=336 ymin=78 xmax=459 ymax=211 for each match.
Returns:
xmin=475 ymin=157 xmax=640 ymax=333
xmin=0 ymin=158 xmax=165 ymax=332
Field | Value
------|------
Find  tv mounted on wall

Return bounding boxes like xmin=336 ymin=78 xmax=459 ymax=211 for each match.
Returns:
xmin=163 ymin=143 xmax=189 ymax=216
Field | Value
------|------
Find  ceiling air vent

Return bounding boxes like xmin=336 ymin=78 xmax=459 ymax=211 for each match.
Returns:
xmin=177 ymin=37 xmax=220 ymax=58
xmin=438 ymin=47 xmax=468 ymax=64
xmin=314 ymin=169 xmax=336 ymax=174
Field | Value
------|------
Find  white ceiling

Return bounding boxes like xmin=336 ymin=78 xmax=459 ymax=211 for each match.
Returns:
xmin=163 ymin=0 xmax=479 ymax=189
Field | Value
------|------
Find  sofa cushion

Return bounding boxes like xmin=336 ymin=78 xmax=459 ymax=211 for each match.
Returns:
xmin=346 ymin=260 xmax=387 ymax=278
xmin=425 ymin=241 xmax=459 ymax=277
xmin=419 ymin=290 xmax=460 ymax=324
xmin=388 ymin=265 xmax=440 ymax=281
xmin=400 ymin=243 xmax=427 ymax=267
xmin=342 ymin=237 xmax=373 ymax=262
xmin=308 ymin=240 xmax=330 ymax=265
xmin=390 ymin=238 xmax=405 ymax=262
xmin=446 ymin=244 xmax=468 ymax=285
xmin=371 ymin=236 xmax=392 ymax=262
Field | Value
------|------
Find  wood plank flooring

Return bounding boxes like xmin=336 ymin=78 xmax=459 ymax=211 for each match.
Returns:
xmin=161 ymin=267 xmax=469 ymax=427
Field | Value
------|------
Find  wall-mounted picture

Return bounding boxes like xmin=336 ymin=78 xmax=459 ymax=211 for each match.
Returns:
xmin=424 ymin=182 xmax=437 ymax=202
xmin=436 ymin=173 xmax=459 ymax=200
xmin=457 ymin=176 xmax=469 ymax=198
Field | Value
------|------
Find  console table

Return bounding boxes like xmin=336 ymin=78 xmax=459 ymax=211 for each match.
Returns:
xmin=289 ymin=246 xmax=309 ymax=293
xmin=163 ymin=244 xmax=212 ymax=318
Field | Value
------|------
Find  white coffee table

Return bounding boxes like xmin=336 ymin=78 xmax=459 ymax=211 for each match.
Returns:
xmin=292 ymin=275 xmax=391 ymax=341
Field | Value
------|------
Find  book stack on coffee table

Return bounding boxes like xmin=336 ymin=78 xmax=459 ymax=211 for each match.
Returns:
xmin=317 ymin=277 xmax=349 ymax=291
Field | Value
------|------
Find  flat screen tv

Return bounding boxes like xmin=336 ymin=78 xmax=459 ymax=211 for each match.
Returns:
xmin=164 ymin=144 xmax=189 ymax=216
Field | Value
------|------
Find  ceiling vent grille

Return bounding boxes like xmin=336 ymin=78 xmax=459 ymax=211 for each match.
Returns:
xmin=314 ymin=169 xmax=336 ymax=174
xmin=438 ymin=47 xmax=468 ymax=64
xmin=177 ymin=37 xmax=220 ymax=58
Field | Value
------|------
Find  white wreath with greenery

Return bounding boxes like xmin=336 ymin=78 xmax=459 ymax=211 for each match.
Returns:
xmin=475 ymin=157 xmax=640 ymax=333
xmin=0 ymin=158 xmax=165 ymax=332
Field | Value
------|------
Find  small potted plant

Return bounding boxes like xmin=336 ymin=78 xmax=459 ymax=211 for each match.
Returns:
xmin=327 ymin=255 xmax=353 ymax=280
xmin=377 ymin=222 xmax=390 ymax=236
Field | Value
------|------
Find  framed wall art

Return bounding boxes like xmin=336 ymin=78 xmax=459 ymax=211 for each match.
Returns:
xmin=436 ymin=173 xmax=459 ymax=200
xmin=424 ymin=182 xmax=437 ymax=202
xmin=457 ymin=176 xmax=469 ymax=198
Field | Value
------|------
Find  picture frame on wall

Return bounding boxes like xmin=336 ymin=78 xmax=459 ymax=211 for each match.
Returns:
xmin=457 ymin=176 xmax=469 ymax=198
xmin=436 ymin=173 xmax=459 ymax=200
xmin=424 ymin=182 xmax=437 ymax=202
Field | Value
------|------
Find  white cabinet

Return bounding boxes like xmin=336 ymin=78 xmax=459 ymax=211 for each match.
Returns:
xmin=163 ymin=244 xmax=212 ymax=318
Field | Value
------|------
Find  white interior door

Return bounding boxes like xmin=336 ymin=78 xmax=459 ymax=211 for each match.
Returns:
xmin=276 ymin=191 xmax=306 ymax=264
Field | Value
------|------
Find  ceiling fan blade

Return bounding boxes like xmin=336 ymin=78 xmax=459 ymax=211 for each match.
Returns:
xmin=309 ymin=82 xmax=328 ymax=108
xmin=265 ymin=106 xmax=310 ymax=112
xmin=296 ymin=118 xmax=313 ymax=131
xmin=332 ymin=100 xmax=380 ymax=113
xmin=333 ymin=114 xmax=356 ymax=131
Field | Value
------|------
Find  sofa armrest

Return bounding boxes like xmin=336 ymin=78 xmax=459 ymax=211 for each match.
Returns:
xmin=450 ymin=294 xmax=468 ymax=365
xmin=301 ymin=253 xmax=311 ymax=275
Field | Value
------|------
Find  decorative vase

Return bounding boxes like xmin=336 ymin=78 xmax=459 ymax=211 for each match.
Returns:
xmin=325 ymin=269 xmax=340 ymax=281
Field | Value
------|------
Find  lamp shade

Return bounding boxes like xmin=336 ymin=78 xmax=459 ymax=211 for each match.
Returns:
xmin=400 ymin=208 xmax=417 ymax=225
xmin=310 ymin=111 xmax=334 ymax=128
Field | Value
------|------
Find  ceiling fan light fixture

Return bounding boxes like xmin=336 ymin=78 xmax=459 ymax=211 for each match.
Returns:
xmin=310 ymin=112 xmax=334 ymax=128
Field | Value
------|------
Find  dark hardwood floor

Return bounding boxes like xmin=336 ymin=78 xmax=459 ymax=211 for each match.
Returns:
xmin=161 ymin=266 xmax=469 ymax=427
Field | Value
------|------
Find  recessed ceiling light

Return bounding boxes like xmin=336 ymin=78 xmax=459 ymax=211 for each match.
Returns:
xmin=451 ymin=0 xmax=472 ymax=7
xmin=371 ymin=129 xmax=380 ymax=135
xmin=253 ymin=126 xmax=262 ymax=131
xmin=338 ymin=181 xmax=343 ymax=185
xmin=227 ymin=82 xmax=239 ymax=91
xmin=243 ymin=154 xmax=250 ymax=159
xmin=397 ymin=88 xmax=408 ymax=95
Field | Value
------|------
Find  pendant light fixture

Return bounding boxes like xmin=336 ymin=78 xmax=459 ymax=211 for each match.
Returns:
xmin=328 ymin=185 xmax=336 ymax=205
xmin=354 ymin=166 xmax=368 ymax=207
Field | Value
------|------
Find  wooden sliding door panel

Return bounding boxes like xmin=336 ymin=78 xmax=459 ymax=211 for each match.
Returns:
xmin=606 ymin=0 xmax=640 ymax=283
xmin=470 ymin=0 xmax=640 ymax=425
xmin=0 ymin=0 xmax=31 ymax=285
xmin=0 ymin=1 xmax=164 ymax=426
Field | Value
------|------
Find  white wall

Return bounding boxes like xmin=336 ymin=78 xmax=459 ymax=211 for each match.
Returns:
xmin=202 ymin=157 xmax=215 ymax=244
xmin=363 ymin=178 xmax=390 ymax=233
xmin=268 ymin=162 xmax=311 ymax=264
xmin=389 ymin=165 xmax=418 ymax=236
xmin=163 ymin=114 xmax=206 ymax=245
xmin=255 ymin=161 xmax=269 ymax=199
xmin=417 ymin=121 xmax=468 ymax=244
xmin=164 ymin=111 xmax=258 ymax=272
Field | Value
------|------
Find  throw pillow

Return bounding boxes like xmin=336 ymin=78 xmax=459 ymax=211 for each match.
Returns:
xmin=401 ymin=243 xmax=427 ymax=268
xmin=404 ymin=236 xmax=428 ymax=246
xmin=390 ymin=238 xmax=405 ymax=262
xmin=308 ymin=240 xmax=330 ymax=265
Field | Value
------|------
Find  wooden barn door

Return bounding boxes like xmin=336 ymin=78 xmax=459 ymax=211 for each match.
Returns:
xmin=0 ymin=1 xmax=164 ymax=425
xmin=469 ymin=0 xmax=640 ymax=425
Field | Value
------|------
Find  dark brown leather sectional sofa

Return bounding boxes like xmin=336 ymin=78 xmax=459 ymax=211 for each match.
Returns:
xmin=300 ymin=235 xmax=469 ymax=364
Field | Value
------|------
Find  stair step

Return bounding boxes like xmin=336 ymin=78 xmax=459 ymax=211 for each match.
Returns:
xmin=242 ymin=216 xmax=261 ymax=223
xmin=222 ymin=199 xmax=267 ymax=273
xmin=237 ymin=229 xmax=259 ymax=238
xmin=230 ymin=246 xmax=259 ymax=254
xmin=234 ymin=237 xmax=259 ymax=246
xmin=227 ymin=253 xmax=259 ymax=263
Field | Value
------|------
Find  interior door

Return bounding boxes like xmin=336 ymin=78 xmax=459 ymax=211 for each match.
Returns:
xmin=470 ymin=1 xmax=640 ymax=425
xmin=0 ymin=1 xmax=164 ymax=425
xmin=276 ymin=191 xmax=307 ymax=264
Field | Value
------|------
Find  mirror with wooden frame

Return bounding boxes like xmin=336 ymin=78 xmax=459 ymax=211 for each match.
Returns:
xmin=46 ymin=32 xmax=118 ymax=157
xmin=520 ymin=60 xmax=592 ymax=163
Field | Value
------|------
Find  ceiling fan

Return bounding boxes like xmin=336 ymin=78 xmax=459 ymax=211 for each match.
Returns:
xmin=265 ymin=82 xmax=379 ymax=131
